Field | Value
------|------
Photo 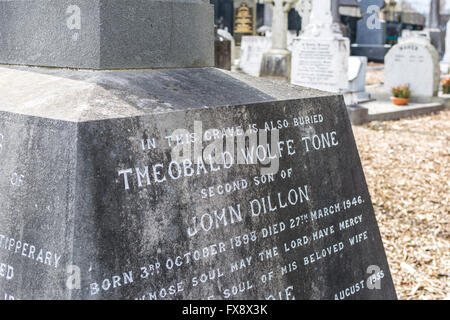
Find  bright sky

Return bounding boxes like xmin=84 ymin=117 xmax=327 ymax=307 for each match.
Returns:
xmin=403 ymin=0 xmax=431 ymax=15
xmin=403 ymin=0 xmax=450 ymax=14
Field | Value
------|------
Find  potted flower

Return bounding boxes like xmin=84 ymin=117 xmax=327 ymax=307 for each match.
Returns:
xmin=391 ymin=86 xmax=411 ymax=106
xmin=441 ymin=78 xmax=450 ymax=94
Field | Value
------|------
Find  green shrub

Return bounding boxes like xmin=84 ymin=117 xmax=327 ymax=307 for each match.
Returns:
xmin=391 ymin=86 xmax=411 ymax=99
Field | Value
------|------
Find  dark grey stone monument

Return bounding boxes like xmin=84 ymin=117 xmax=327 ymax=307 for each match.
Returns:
xmin=351 ymin=0 xmax=391 ymax=61
xmin=0 ymin=0 xmax=396 ymax=300
xmin=0 ymin=0 xmax=214 ymax=69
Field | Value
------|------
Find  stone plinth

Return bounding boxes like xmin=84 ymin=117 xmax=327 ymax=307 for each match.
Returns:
xmin=0 ymin=0 xmax=214 ymax=69
xmin=260 ymin=49 xmax=291 ymax=79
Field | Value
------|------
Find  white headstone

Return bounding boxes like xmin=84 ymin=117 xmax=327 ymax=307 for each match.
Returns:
xmin=291 ymin=38 xmax=349 ymax=92
xmin=239 ymin=36 xmax=271 ymax=76
xmin=385 ymin=39 xmax=440 ymax=97
xmin=291 ymin=0 xmax=349 ymax=92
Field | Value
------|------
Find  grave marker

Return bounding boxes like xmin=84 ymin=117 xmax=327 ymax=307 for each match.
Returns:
xmin=291 ymin=0 xmax=350 ymax=93
xmin=239 ymin=36 xmax=271 ymax=76
xmin=385 ymin=39 xmax=440 ymax=97
xmin=351 ymin=0 xmax=390 ymax=62
xmin=0 ymin=0 xmax=396 ymax=300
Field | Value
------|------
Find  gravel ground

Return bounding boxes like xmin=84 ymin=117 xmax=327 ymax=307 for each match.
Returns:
xmin=352 ymin=110 xmax=450 ymax=300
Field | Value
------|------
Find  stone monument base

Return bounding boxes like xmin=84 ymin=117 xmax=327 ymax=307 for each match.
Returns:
xmin=346 ymin=104 xmax=369 ymax=125
xmin=259 ymin=50 xmax=291 ymax=79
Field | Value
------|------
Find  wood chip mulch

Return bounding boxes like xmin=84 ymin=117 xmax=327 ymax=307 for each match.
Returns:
xmin=352 ymin=109 xmax=450 ymax=300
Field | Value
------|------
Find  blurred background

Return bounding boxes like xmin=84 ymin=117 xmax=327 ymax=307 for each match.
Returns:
xmin=211 ymin=0 xmax=449 ymax=300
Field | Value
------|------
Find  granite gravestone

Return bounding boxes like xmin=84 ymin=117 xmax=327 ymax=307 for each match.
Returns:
xmin=351 ymin=0 xmax=390 ymax=62
xmin=385 ymin=39 xmax=440 ymax=97
xmin=0 ymin=0 xmax=396 ymax=300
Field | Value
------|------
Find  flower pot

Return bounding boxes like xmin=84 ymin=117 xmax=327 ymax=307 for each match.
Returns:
xmin=391 ymin=97 xmax=409 ymax=106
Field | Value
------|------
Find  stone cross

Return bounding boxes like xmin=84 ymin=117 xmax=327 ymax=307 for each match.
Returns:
xmin=295 ymin=0 xmax=312 ymax=31
xmin=303 ymin=0 xmax=342 ymax=37
xmin=310 ymin=0 xmax=333 ymax=26
xmin=265 ymin=0 xmax=297 ymax=51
